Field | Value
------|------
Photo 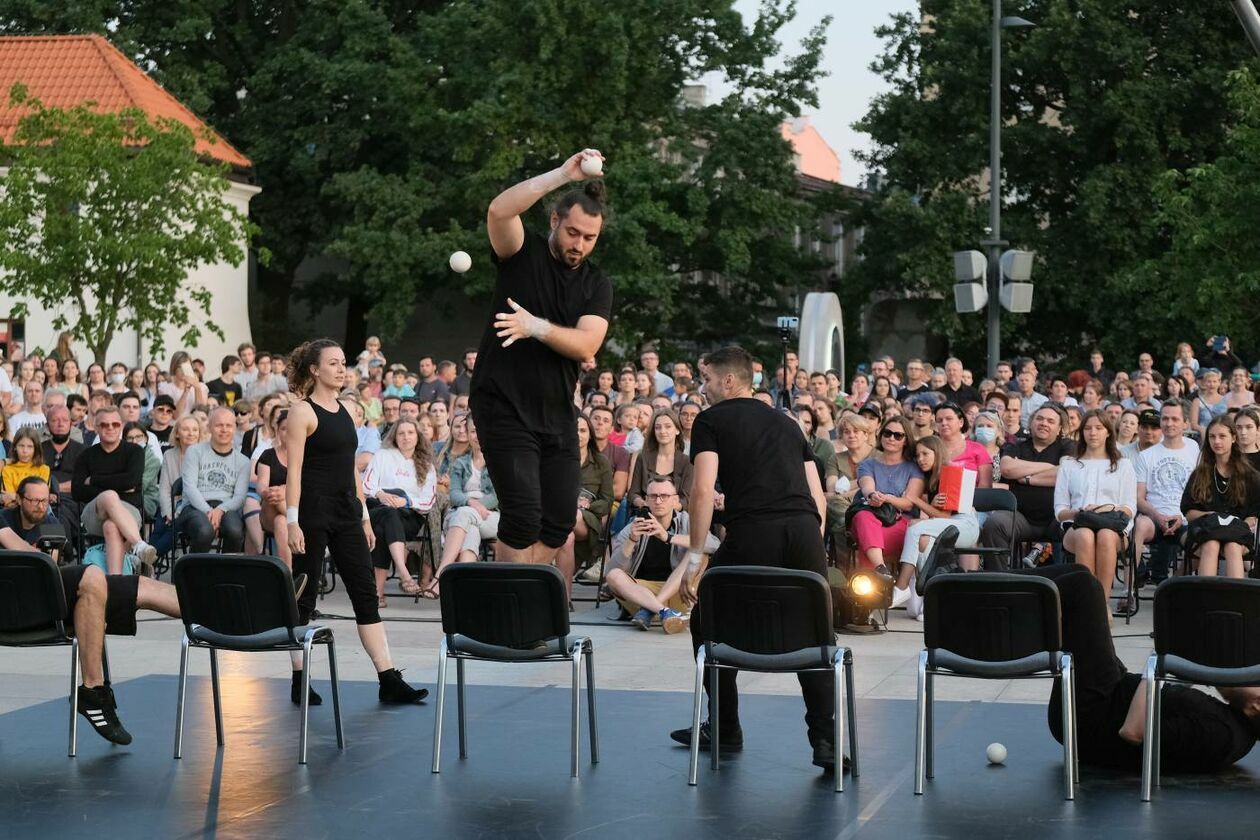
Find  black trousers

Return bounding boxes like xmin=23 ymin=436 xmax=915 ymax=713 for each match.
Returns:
xmin=293 ymin=493 xmax=380 ymax=626
xmin=368 ymin=505 xmax=426 ymax=570
xmin=1034 ymin=564 xmax=1255 ymax=771
xmin=471 ymin=395 xmax=578 ymax=550
xmin=691 ymin=513 xmax=834 ymax=744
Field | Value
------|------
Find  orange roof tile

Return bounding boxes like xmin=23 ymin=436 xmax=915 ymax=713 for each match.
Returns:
xmin=0 ymin=34 xmax=250 ymax=169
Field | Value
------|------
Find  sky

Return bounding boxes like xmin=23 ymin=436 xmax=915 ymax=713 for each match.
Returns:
xmin=725 ymin=0 xmax=919 ymax=187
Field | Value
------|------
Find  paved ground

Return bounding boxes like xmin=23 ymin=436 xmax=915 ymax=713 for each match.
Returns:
xmin=0 ymin=579 xmax=1159 ymax=717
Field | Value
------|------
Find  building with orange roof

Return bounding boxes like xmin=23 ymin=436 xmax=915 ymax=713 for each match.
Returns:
xmin=0 ymin=34 xmax=259 ymax=366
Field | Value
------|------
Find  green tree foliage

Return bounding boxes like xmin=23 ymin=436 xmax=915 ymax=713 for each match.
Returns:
xmin=0 ymin=85 xmax=259 ymax=364
xmin=2 ymin=0 xmax=838 ymax=361
xmin=851 ymin=0 xmax=1254 ymax=368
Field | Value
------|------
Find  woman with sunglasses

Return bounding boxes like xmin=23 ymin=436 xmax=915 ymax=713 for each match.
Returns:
xmin=850 ymin=416 xmax=924 ymax=574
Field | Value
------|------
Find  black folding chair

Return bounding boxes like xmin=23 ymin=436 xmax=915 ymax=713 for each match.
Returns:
xmin=689 ymin=566 xmax=858 ymax=793
xmin=1141 ymin=576 xmax=1260 ymax=800
xmin=917 ymin=573 xmax=1078 ymax=800
xmin=0 ymin=550 xmax=110 ymax=756
xmin=971 ymin=488 xmax=1020 ymax=570
xmin=171 ymin=553 xmax=343 ymax=765
xmin=431 ymin=562 xmax=597 ymax=778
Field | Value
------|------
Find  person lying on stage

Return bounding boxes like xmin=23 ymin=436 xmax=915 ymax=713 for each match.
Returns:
xmin=1 ymin=476 xmax=181 ymax=746
xmin=606 ymin=477 xmax=718 ymax=634
xmin=918 ymin=533 xmax=1260 ymax=773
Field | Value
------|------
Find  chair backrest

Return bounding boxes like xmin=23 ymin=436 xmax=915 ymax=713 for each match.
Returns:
xmin=698 ymin=566 xmax=833 ymax=655
xmin=0 ymin=550 xmax=67 ymax=637
xmin=973 ymin=488 xmax=1018 ymax=514
xmin=923 ymin=573 xmax=1061 ymax=660
xmin=1154 ymin=577 xmax=1260 ymax=669
xmin=172 ymin=553 xmax=299 ymax=638
xmin=439 ymin=562 xmax=569 ymax=646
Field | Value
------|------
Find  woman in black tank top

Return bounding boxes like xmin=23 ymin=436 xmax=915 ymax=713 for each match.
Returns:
xmin=285 ymin=339 xmax=427 ymax=705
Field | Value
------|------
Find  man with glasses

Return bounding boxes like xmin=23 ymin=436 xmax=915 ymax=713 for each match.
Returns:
xmin=115 ymin=391 xmax=163 ymax=461
xmin=907 ymin=396 xmax=936 ymax=439
xmin=1132 ymin=399 xmax=1199 ymax=583
xmin=1 ymin=476 xmax=180 ymax=745
xmin=73 ymin=406 xmax=156 ymax=575
xmin=979 ymin=404 xmax=1072 ymax=564
xmin=607 ymin=477 xmax=716 ymax=633
xmin=899 ymin=358 xmax=931 ymax=398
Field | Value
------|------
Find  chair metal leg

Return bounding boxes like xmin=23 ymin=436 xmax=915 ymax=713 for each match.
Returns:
xmin=1060 ymin=656 xmax=1074 ymax=800
xmin=1070 ymin=662 xmax=1080 ymax=785
xmin=709 ymin=661 xmax=720 ymax=772
xmin=845 ymin=651 xmax=860 ymax=778
xmin=209 ymin=648 xmax=224 ymax=747
xmin=68 ymin=639 xmax=79 ymax=758
xmin=688 ymin=647 xmax=706 ymax=786
xmin=102 ymin=638 xmax=111 ymax=685
xmin=584 ymin=645 xmax=599 ymax=764
xmin=431 ymin=638 xmax=449 ymax=774
xmin=833 ymin=654 xmax=844 ymax=793
xmin=925 ymin=668 xmax=935 ymax=780
xmin=570 ymin=642 xmax=583 ymax=779
xmin=1152 ymin=676 xmax=1163 ymax=786
xmin=1140 ymin=655 xmax=1158 ymax=801
xmin=914 ymin=649 xmax=928 ymax=795
xmin=298 ymin=635 xmax=314 ymax=764
xmin=326 ymin=634 xmax=344 ymax=749
xmin=174 ymin=633 xmax=190 ymax=759
xmin=456 ymin=657 xmax=467 ymax=759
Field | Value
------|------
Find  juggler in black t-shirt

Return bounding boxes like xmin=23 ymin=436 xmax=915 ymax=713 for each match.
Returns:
xmin=471 ymin=232 xmax=613 ymax=434
xmin=689 ymin=398 xmax=818 ymax=527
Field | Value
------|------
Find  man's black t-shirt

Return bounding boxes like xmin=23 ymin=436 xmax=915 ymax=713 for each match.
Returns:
xmin=0 ymin=507 xmax=54 ymax=544
xmin=416 ymin=378 xmax=450 ymax=406
xmin=637 ymin=514 xmax=676 ymax=581
xmin=453 ymin=371 xmax=472 ymax=397
xmin=1001 ymin=437 xmax=1072 ymax=526
xmin=472 ymin=232 xmax=613 ymax=433
xmin=42 ymin=438 xmax=84 ymax=488
xmin=206 ymin=378 xmax=243 ymax=406
xmin=690 ymin=398 xmax=817 ymax=526
xmin=899 ymin=383 xmax=930 ymax=399
xmin=937 ymin=383 xmax=983 ymax=406
xmin=150 ymin=425 xmax=173 ymax=448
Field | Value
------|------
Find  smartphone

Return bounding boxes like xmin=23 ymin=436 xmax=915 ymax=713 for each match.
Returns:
xmin=1213 ymin=335 xmax=1226 ymax=352
xmin=632 ymin=506 xmax=650 ymax=519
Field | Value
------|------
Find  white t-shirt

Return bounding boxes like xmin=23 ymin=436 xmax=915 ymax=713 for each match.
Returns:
xmin=0 ymin=366 xmax=12 ymax=397
xmin=1134 ymin=439 xmax=1200 ymax=517
xmin=9 ymin=409 xmax=46 ymax=433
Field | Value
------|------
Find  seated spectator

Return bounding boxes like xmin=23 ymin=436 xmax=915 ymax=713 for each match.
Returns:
xmin=1047 ymin=376 xmax=1078 ymax=408
xmin=1163 ymin=373 xmax=1189 ymax=404
xmin=60 ymin=358 xmax=89 ymax=401
xmin=115 ymin=391 xmax=163 ymax=462
xmin=628 ymin=409 xmax=693 ymax=508
xmin=825 ymin=414 xmax=873 ymax=551
xmin=906 ymin=396 xmax=935 ymax=440
xmin=1236 ymin=406 xmax=1260 ymax=470
xmin=356 ymin=380 xmax=383 ymax=426
xmin=1000 ymin=392 xmax=1027 ymax=444
xmin=176 ymin=407 xmax=249 ymax=553
xmin=9 ymin=379 xmax=46 ymax=435
xmin=0 ymin=475 xmax=180 ymax=745
xmin=934 ymin=403 xmax=994 ymax=489
xmin=2 ymin=426 xmax=49 ymax=507
xmin=611 ymin=403 xmax=643 ymax=451
xmin=850 ymin=415 xmax=924 ymax=573
xmin=1124 ymin=372 xmax=1162 ymax=411
xmin=1194 ymin=368 xmax=1228 ymax=432
xmin=1116 ymin=408 xmax=1141 ymax=456
xmin=160 ymin=351 xmax=209 ymax=418
xmin=613 ymin=368 xmax=637 ymax=407
xmin=72 ymin=405 xmax=157 ymax=574
xmin=105 ymin=362 xmax=129 ymax=396
xmin=1172 ymin=342 xmax=1199 ymax=377
xmin=588 ymin=405 xmax=630 ymax=502
xmin=248 ymin=406 xmax=292 ymax=562
xmin=123 ymin=421 xmax=161 ymax=522
xmin=428 ymin=400 xmax=451 ymax=453
xmin=811 ymin=399 xmax=838 ymax=443
xmin=42 ymin=404 xmax=84 ymax=541
xmin=1133 ymin=399 xmax=1200 ymax=582
xmin=937 ymin=358 xmax=982 ymax=405
xmin=156 ymin=416 xmax=202 ymax=557
xmin=138 ymin=362 xmax=161 ymax=411
xmin=847 ymin=373 xmax=870 ymax=407
xmin=432 ymin=417 xmax=498 ymax=591
xmin=340 ymin=396 xmax=380 ymax=473
xmin=410 ymin=356 xmax=447 ymax=405
xmin=607 ymin=477 xmax=718 ymax=632
xmin=971 ymin=410 xmax=1004 ymax=486
xmin=241 ymin=391 xmax=286 ymax=459
xmin=554 ymin=414 xmax=614 ymax=598
xmin=1226 ymin=366 xmax=1256 ymax=409
xmin=795 ymin=405 xmax=835 ymax=482
xmin=635 ymin=370 xmax=657 ymax=401
xmin=890 ymin=434 xmax=982 ymax=614
xmin=979 ymin=404 xmax=1072 ymax=560
xmin=677 ymin=400 xmax=700 ymax=456
xmin=205 ymin=354 xmax=244 ymax=407
xmin=1064 ymin=405 xmax=1083 ymax=440
xmin=1013 ymin=368 xmax=1048 ymax=427
xmin=147 ymin=394 xmax=178 ymax=451
xmin=1180 ymin=414 xmax=1260 ymax=578
xmin=363 ymin=418 xmax=438 ymax=603
xmin=231 ymin=398 xmax=254 ymax=449
xmin=378 ymin=394 xmax=401 ymax=434
xmin=398 ymin=397 xmax=421 ymax=424
xmin=1078 ymin=379 xmax=1106 ymax=413
xmin=1055 ymin=410 xmax=1137 ymax=601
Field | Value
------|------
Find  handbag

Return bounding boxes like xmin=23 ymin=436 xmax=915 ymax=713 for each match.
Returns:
xmin=1185 ymin=513 xmax=1254 ymax=551
xmin=844 ymin=498 xmax=901 ymax=529
xmin=1073 ymin=505 xmax=1130 ymax=534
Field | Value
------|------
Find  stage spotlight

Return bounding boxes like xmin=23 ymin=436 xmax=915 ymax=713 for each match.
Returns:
xmin=828 ymin=567 xmax=893 ymax=634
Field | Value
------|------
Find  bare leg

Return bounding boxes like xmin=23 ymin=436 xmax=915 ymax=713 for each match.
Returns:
xmin=553 ymin=533 xmax=575 ymax=601
xmin=375 ymin=567 xmax=388 ymax=597
xmin=1222 ymin=542 xmax=1246 ymax=578
xmin=356 ymin=622 xmax=394 ymax=673
xmin=268 ymin=513 xmax=292 ymax=566
xmin=96 ymin=491 xmax=143 ymax=547
xmin=135 ymin=577 xmax=180 ymax=618
xmin=74 ymin=566 xmax=108 ymax=687
xmin=102 ymin=520 xmax=125 ymax=576
xmin=1133 ymin=515 xmax=1154 ymax=575
xmin=1066 ymin=527 xmax=1096 ymax=576
xmin=1119 ymin=678 xmax=1148 ymax=745
xmin=864 ymin=547 xmax=884 ymax=569
xmin=1096 ymin=529 xmax=1120 ymax=597
xmin=390 ymin=541 xmax=415 ymax=583
xmin=606 ymin=568 xmax=667 ymax=613
xmin=242 ymin=497 xmax=264 ymax=554
xmin=1197 ymin=540 xmax=1221 ymax=577
xmin=437 ymin=525 xmax=467 ymax=571
xmin=654 ymin=559 xmax=690 ymax=604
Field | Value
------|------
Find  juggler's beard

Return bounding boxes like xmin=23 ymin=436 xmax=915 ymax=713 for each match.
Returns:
xmin=548 ymin=232 xmax=586 ymax=268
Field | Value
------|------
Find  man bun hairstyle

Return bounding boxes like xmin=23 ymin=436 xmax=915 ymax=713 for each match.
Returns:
xmin=554 ymin=180 xmax=608 ymax=221
xmin=704 ymin=346 xmax=754 ymax=388
xmin=289 ymin=338 xmax=341 ymax=398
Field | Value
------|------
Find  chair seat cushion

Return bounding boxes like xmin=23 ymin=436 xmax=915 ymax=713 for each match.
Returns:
xmin=929 ymin=648 xmax=1059 ymax=678
xmin=188 ymin=623 xmax=327 ymax=650
xmin=1161 ymin=654 xmax=1260 ymax=687
xmin=449 ymin=634 xmax=576 ymax=661
xmin=709 ymin=643 xmax=838 ymax=672
xmin=0 ymin=626 xmax=71 ymax=645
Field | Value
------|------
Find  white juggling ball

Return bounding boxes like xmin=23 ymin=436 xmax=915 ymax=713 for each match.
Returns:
xmin=986 ymin=743 xmax=1007 ymax=765
xmin=449 ymin=251 xmax=472 ymax=273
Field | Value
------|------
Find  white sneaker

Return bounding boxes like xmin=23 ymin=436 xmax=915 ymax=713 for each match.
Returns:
xmin=906 ymin=588 xmax=925 ymax=619
xmin=890 ymin=585 xmax=912 ymax=609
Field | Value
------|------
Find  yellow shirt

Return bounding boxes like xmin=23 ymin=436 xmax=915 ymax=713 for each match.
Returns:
xmin=3 ymin=462 xmax=51 ymax=494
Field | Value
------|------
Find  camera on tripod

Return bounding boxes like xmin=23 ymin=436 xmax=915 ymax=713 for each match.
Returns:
xmin=776 ymin=315 xmax=799 ymax=340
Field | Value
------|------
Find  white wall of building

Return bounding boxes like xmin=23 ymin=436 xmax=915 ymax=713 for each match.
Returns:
xmin=0 ymin=178 xmax=259 ymax=368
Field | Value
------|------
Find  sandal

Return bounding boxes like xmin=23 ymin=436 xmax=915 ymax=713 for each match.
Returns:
xmin=399 ymin=576 xmax=422 ymax=596
xmin=419 ymin=582 xmax=440 ymax=600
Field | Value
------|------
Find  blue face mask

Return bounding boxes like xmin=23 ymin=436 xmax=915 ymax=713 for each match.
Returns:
xmin=973 ymin=426 xmax=998 ymax=444
xmin=752 ymin=371 xmax=763 ymax=387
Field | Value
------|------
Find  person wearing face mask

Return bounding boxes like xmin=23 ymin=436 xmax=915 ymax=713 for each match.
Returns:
xmin=105 ymin=363 xmax=130 ymax=396
xmin=970 ymin=410 xmax=1004 ymax=487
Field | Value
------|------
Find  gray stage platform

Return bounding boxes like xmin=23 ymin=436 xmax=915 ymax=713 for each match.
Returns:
xmin=0 ymin=675 xmax=1256 ymax=839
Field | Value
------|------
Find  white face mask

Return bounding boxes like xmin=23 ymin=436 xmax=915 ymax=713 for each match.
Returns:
xmin=109 ymin=373 xmax=125 ymax=385
xmin=973 ymin=426 xmax=998 ymax=444
xmin=752 ymin=372 xmax=763 ymax=387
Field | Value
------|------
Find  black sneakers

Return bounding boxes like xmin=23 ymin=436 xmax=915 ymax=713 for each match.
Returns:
xmin=669 ymin=721 xmax=744 ymax=751
xmin=377 ymin=668 xmax=428 ymax=704
xmin=291 ymin=670 xmax=323 ymax=706
xmin=76 ymin=684 xmax=132 ymax=745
